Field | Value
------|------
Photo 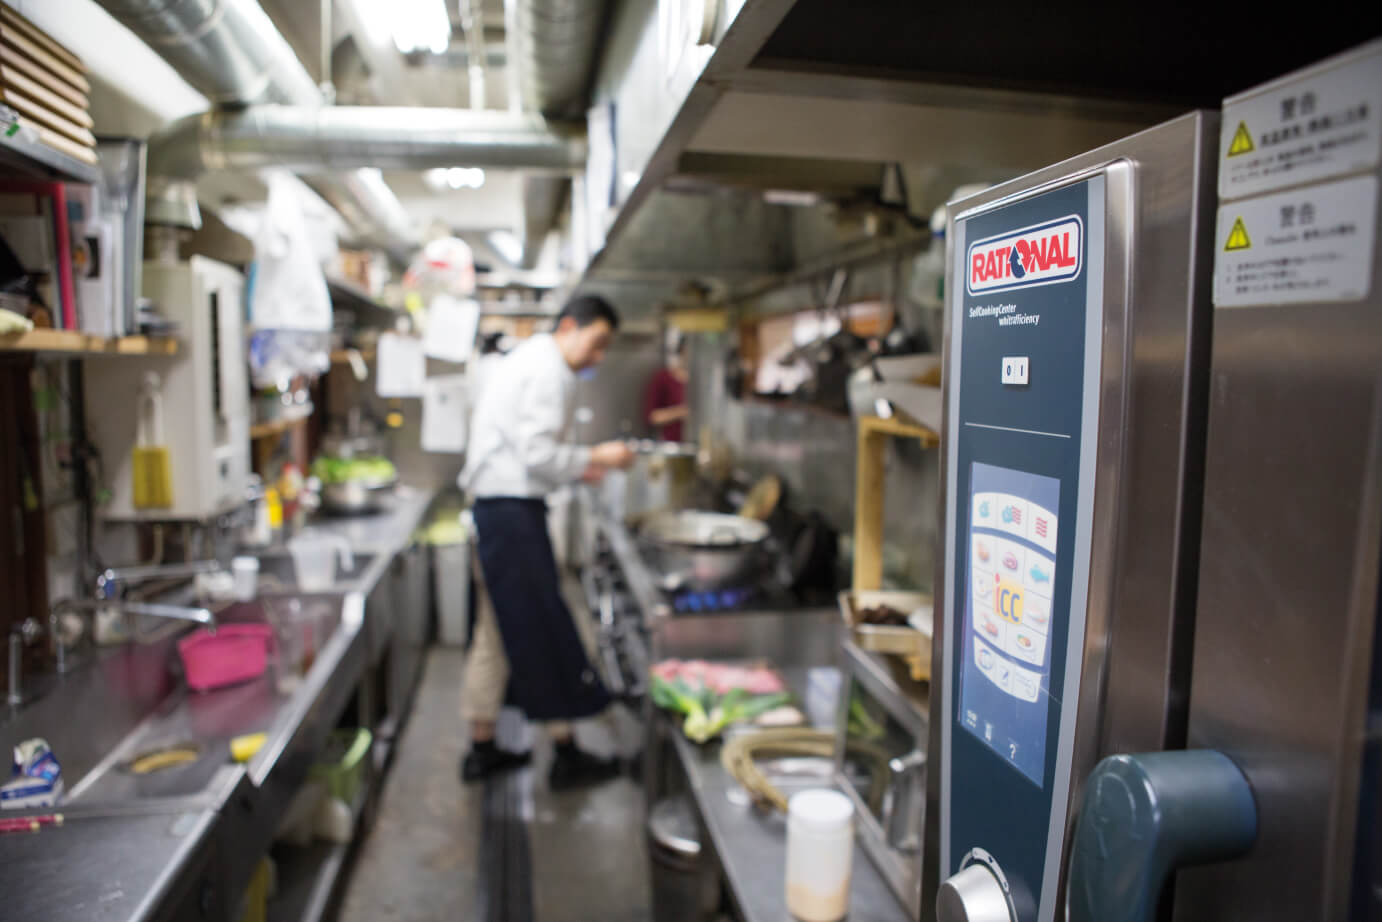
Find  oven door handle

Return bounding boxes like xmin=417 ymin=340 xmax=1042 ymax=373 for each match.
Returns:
xmin=1066 ymin=750 xmax=1257 ymax=922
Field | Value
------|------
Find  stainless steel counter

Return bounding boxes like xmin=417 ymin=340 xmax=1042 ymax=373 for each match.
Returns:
xmin=0 ymin=808 xmax=222 ymax=920
xmin=297 ymin=486 xmax=434 ymax=557
xmin=0 ymin=488 xmax=437 ymax=922
xmin=668 ymin=668 xmax=912 ymax=922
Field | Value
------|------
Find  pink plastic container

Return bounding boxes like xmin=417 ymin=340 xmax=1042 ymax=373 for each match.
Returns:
xmin=177 ymin=623 xmax=274 ymax=692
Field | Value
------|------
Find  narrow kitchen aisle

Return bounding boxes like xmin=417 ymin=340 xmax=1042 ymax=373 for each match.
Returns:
xmin=337 ymin=604 xmax=651 ymax=922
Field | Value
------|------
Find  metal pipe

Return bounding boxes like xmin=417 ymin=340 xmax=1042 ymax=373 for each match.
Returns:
xmin=513 ymin=0 xmax=610 ymax=117
xmin=94 ymin=0 xmax=321 ymax=106
xmin=461 ymin=0 xmax=488 ymax=110
xmin=95 ymin=0 xmax=418 ymax=249
xmin=8 ymin=631 xmax=23 ymax=707
xmin=507 ymin=0 xmax=609 ymax=267
xmin=95 ymin=559 xmax=224 ymax=600
xmin=121 ymin=602 xmax=217 ymax=631
xmin=519 ymin=175 xmax=567 ymax=268
xmin=147 ymin=106 xmax=586 ymax=178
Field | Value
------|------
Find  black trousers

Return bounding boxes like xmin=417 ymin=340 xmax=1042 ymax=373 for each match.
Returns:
xmin=471 ymin=497 xmax=610 ymax=721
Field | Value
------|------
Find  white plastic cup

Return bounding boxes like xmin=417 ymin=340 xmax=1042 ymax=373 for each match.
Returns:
xmin=785 ymin=788 xmax=855 ymax=922
xmin=287 ymin=535 xmax=354 ymax=592
xmin=231 ymin=556 xmax=259 ymax=601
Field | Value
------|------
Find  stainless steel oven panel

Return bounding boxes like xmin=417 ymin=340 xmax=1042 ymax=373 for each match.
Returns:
xmin=931 ymin=112 xmax=1220 ymax=921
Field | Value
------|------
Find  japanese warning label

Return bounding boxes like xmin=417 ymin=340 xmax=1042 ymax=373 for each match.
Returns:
xmin=1219 ymin=43 xmax=1382 ymax=200
xmin=1214 ymin=175 xmax=1377 ymax=308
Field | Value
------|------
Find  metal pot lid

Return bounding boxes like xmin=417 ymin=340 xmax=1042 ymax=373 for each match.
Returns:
xmin=647 ymin=795 xmax=701 ymax=857
xmin=641 ymin=510 xmax=770 ymax=548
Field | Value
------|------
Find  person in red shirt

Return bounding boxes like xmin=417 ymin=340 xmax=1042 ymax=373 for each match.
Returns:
xmin=644 ymin=335 xmax=689 ymax=442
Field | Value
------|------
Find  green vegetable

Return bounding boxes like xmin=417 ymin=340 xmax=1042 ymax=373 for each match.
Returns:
xmin=650 ymin=676 xmax=792 ymax=743
xmin=311 ymin=455 xmax=397 ymax=485
xmin=848 ymin=697 xmax=887 ymax=742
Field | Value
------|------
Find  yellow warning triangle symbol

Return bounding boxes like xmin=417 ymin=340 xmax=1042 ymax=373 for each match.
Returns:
xmin=1227 ymin=121 xmax=1255 ymax=157
xmin=1225 ymin=216 xmax=1251 ymax=251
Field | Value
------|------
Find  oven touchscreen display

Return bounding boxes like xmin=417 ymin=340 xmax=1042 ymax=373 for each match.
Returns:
xmin=959 ymin=461 xmax=1061 ymax=787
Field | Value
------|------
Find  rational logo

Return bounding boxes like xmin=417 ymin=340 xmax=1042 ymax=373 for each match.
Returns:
xmin=967 ymin=215 xmax=1083 ymax=295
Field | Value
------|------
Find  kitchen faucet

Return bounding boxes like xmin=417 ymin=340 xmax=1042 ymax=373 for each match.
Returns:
xmin=94 ymin=560 xmax=224 ymax=600
xmin=8 ymin=619 xmax=42 ymax=707
xmin=49 ymin=598 xmax=217 ymax=673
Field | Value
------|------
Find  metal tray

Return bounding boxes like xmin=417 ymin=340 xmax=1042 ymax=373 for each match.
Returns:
xmin=839 ymin=591 xmax=933 ymax=679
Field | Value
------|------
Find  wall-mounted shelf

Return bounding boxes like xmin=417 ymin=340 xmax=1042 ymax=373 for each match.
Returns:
xmin=250 ymin=405 xmax=313 ymax=440
xmin=330 ymin=348 xmax=376 ymax=364
xmin=0 ymin=126 xmax=100 ymax=185
xmin=854 ymin=414 xmax=939 ymax=591
xmin=858 ymin=414 xmax=938 ymax=446
xmin=0 ymin=329 xmax=178 ymax=356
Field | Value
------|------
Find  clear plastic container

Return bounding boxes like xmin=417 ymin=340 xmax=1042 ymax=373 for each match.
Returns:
xmin=232 ymin=556 xmax=259 ymax=601
xmin=287 ymin=534 xmax=354 ymax=592
xmin=785 ymin=788 xmax=855 ymax=922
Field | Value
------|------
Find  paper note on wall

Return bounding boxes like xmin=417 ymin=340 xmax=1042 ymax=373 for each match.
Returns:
xmin=421 ymin=374 xmax=468 ymax=453
xmin=376 ymin=333 xmax=426 ymax=397
xmin=423 ymin=296 xmax=480 ymax=363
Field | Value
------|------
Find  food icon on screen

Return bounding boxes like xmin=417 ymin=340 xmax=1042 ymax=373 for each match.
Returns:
xmin=976 ymin=541 xmax=991 ymax=563
xmin=1025 ymin=609 xmax=1049 ymax=628
xmin=979 ymin=500 xmax=991 ymax=518
xmin=1002 ymin=552 xmax=1019 ymax=571
xmin=1016 ymin=633 xmax=1033 ymax=649
xmin=981 ymin=617 xmax=1000 ymax=638
xmin=1002 ymin=504 xmax=1023 ymax=526
xmin=1029 ymin=562 xmax=1051 ymax=585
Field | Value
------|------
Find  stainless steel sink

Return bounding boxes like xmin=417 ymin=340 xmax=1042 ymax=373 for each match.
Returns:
xmin=57 ymin=595 xmax=349 ymax=812
xmin=250 ymin=551 xmax=378 ymax=593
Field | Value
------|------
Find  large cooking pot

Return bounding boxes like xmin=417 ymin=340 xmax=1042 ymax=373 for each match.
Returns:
xmin=606 ymin=441 xmax=698 ymax=526
xmin=319 ymin=476 xmax=396 ymax=516
xmin=640 ymin=510 xmax=770 ymax=592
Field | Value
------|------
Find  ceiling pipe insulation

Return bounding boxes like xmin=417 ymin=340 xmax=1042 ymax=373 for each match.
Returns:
xmin=94 ymin=0 xmax=418 ymax=251
xmin=147 ymin=106 xmax=586 ymax=177
xmin=510 ymin=0 xmax=610 ymax=268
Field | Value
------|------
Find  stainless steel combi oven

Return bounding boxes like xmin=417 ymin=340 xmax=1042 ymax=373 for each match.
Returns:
xmin=928 ymin=41 xmax=1382 ymax=922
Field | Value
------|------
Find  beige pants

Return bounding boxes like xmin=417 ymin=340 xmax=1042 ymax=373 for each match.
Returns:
xmin=460 ymin=553 xmax=599 ymax=738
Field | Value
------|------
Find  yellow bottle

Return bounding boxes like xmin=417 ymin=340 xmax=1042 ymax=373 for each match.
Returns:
xmin=265 ymin=487 xmax=283 ymax=533
xmin=132 ymin=372 xmax=173 ymax=509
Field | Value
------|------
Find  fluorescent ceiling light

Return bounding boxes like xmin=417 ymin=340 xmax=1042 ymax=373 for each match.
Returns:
xmin=424 ymin=167 xmax=486 ymax=190
xmin=763 ymin=189 xmax=821 ymax=207
xmin=487 ymin=230 xmax=523 ymax=266
xmin=358 ymin=0 xmax=451 ymax=55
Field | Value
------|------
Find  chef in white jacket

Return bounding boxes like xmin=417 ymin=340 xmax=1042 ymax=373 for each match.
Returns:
xmin=458 ymin=295 xmax=634 ymax=788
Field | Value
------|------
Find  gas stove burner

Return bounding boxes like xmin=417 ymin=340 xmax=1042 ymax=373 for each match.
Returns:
xmin=672 ymin=586 xmax=758 ymax=613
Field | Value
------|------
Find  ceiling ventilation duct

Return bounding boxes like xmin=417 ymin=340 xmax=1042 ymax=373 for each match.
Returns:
xmin=147 ymin=106 xmax=585 ymax=177
xmin=95 ymin=0 xmax=419 ymax=251
xmin=510 ymin=0 xmax=610 ymax=268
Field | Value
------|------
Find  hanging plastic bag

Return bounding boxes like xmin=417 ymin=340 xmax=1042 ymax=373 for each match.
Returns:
xmin=402 ymin=236 xmax=475 ymax=300
xmin=249 ymin=171 xmax=332 ymax=331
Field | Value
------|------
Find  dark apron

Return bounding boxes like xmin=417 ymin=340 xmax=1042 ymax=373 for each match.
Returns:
xmin=472 ymin=497 xmax=610 ymax=721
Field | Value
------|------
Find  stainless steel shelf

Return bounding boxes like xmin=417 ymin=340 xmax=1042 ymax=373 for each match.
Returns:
xmin=841 ymin=638 xmax=931 ymax=738
xmin=266 ymin=785 xmax=370 ymax=922
xmin=0 ymin=128 xmax=99 ymax=185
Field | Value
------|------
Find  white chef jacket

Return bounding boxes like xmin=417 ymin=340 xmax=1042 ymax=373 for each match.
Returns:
xmin=461 ymin=333 xmax=591 ymax=498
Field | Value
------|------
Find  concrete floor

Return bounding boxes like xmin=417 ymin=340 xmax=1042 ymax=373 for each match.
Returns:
xmin=336 ymin=646 xmax=652 ymax=922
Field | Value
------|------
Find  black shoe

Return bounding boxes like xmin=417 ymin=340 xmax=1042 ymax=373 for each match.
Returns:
xmin=460 ymin=743 xmax=532 ymax=783
xmin=548 ymin=744 xmax=621 ymax=791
